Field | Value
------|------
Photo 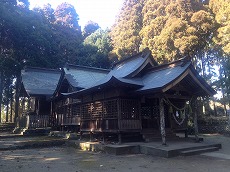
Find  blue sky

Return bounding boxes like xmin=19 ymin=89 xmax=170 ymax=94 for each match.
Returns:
xmin=29 ymin=0 xmax=124 ymax=29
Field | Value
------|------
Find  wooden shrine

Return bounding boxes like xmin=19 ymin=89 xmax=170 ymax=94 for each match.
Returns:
xmin=18 ymin=48 xmax=215 ymax=144
xmin=56 ymin=48 xmax=215 ymax=144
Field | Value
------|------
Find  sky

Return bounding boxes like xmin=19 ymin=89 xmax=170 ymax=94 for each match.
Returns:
xmin=29 ymin=0 xmax=124 ymax=29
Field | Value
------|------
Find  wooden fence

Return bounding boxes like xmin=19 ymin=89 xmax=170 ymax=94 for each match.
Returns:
xmin=18 ymin=113 xmax=50 ymax=129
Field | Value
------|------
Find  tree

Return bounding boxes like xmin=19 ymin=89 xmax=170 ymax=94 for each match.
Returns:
xmin=82 ymin=21 xmax=100 ymax=38
xmin=209 ymin=0 xmax=230 ymax=116
xmin=110 ymin=0 xmax=145 ymax=59
xmin=140 ymin=0 xmax=216 ymax=63
xmin=54 ymin=2 xmax=81 ymax=31
xmin=0 ymin=1 xmax=63 ymax=121
xmin=17 ymin=0 xmax=30 ymax=8
xmin=33 ymin=4 xmax=55 ymax=23
xmin=111 ymin=0 xmax=216 ymax=63
xmin=210 ymin=0 xmax=230 ymax=55
xmin=81 ymin=29 xmax=113 ymax=68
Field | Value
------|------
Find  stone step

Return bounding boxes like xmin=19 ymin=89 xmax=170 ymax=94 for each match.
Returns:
xmin=22 ymin=128 xmax=51 ymax=136
xmin=180 ymin=146 xmax=220 ymax=156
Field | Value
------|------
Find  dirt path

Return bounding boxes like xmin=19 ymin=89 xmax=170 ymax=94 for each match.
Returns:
xmin=0 ymin=134 xmax=230 ymax=172
xmin=0 ymin=146 xmax=229 ymax=172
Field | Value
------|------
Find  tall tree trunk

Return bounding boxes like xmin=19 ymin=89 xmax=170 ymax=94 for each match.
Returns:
xmin=6 ymin=100 xmax=9 ymax=123
xmin=14 ymin=74 xmax=21 ymax=123
xmin=10 ymin=96 xmax=13 ymax=122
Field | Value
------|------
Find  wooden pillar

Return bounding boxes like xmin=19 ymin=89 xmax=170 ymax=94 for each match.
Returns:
xmin=191 ymin=97 xmax=199 ymax=142
xmin=90 ymin=131 xmax=93 ymax=142
xmin=185 ymin=129 xmax=188 ymax=138
xmin=194 ymin=101 xmax=199 ymax=142
xmin=159 ymin=98 xmax=166 ymax=145
xmin=117 ymin=98 xmax=122 ymax=144
xmin=26 ymin=114 xmax=30 ymax=129
xmin=80 ymin=131 xmax=83 ymax=140
xmin=102 ymin=132 xmax=105 ymax=144
xmin=118 ymin=132 xmax=122 ymax=144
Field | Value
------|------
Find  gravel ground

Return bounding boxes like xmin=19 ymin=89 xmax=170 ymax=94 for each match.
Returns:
xmin=0 ymin=134 xmax=230 ymax=172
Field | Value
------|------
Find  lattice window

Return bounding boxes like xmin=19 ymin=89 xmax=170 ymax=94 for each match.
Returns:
xmin=141 ymin=106 xmax=152 ymax=118
xmin=103 ymin=99 xmax=118 ymax=118
xmin=120 ymin=99 xmax=140 ymax=119
xmin=92 ymin=101 xmax=103 ymax=118
xmin=72 ymin=104 xmax=81 ymax=117
xmin=152 ymin=105 xmax=160 ymax=117
xmin=81 ymin=103 xmax=91 ymax=119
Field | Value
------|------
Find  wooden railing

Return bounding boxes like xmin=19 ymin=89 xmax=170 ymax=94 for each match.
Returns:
xmin=120 ymin=120 xmax=141 ymax=130
xmin=56 ymin=114 xmax=81 ymax=126
xmin=63 ymin=116 xmax=81 ymax=125
xmin=81 ymin=119 xmax=118 ymax=131
xmin=18 ymin=113 xmax=50 ymax=129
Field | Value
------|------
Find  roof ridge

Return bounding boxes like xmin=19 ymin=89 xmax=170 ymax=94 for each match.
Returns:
xmin=65 ymin=63 xmax=110 ymax=72
xmin=112 ymin=48 xmax=151 ymax=68
xmin=145 ymin=58 xmax=190 ymax=73
xmin=23 ymin=66 xmax=61 ymax=73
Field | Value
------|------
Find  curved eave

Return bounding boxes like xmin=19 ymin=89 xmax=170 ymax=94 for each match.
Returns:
xmin=126 ymin=54 xmax=156 ymax=78
xmin=19 ymin=82 xmax=30 ymax=97
xmin=136 ymin=65 xmax=216 ymax=97
xmin=188 ymin=66 xmax=216 ymax=96
xmin=67 ymin=76 xmax=143 ymax=98
xmin=51 ymin=69 xmax=65 ymax=100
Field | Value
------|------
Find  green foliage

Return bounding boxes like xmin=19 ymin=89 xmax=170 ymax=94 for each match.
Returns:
xmin=54 ymin=2 xmax=80 ymax=31
xmin=210 ymin=0 xmax=230 ymax=55
xmin=81 ymin=29 xmax=113 ymax=68
xmin=110 ymin=0 xmax=145 ymax=59
xmin=111 ymin=0 xmax=218 ymax=63
xmin=82 ymin=21 xmax=100 ymax=38
xmin=84 ymin=29 xmax=112 ymax=54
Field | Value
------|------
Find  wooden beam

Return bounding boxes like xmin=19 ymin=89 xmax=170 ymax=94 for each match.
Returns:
xmin=170 ymin=84 xmax=193 ymax=95
xmin=159 ymin=98 xmax=166 ymax=145
xmin=188 ymin=70 xmax=213 ymax=96
xmin=162 ymin=70 xmax=189 ymax=93
xmin=164 ymin=94 xmax=191 ymax=100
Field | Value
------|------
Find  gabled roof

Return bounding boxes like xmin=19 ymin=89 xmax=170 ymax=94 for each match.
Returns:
xmin=21 ymin=67 xmax=61 ymax=97
xmin=136 ymin=59 xmax=216 ymax=96
xmin=111 ymin=48 xmax=158 ymax=78
xmin=64 ymin=49 xmax=215 ymax=98
xmin=138 ymin=60 xmax=191 ymax=92
xmin=74 ymin=48 xmax=157 ymax=92
xmin=63 ymin=64 xmax=109 ymax=89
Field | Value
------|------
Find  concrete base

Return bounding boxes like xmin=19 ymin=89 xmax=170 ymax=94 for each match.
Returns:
xmin=22 ymin=128 xmax=51 ymax=136
xmin=68 ymin=138 xmax=222 ymax=158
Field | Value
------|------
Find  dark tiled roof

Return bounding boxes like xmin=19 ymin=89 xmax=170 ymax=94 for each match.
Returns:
xmin=138 ymin=61 xmax=191 ymax=91
xmin=21 ymin=67 xmax=61 ymax=96
xmin=111 ymin=48 xmax=157 ymax=78
xmin=65 ymin=49 xmax=215 ymax=97
xmin=64 ymin=64 xmax=109 ymax=89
